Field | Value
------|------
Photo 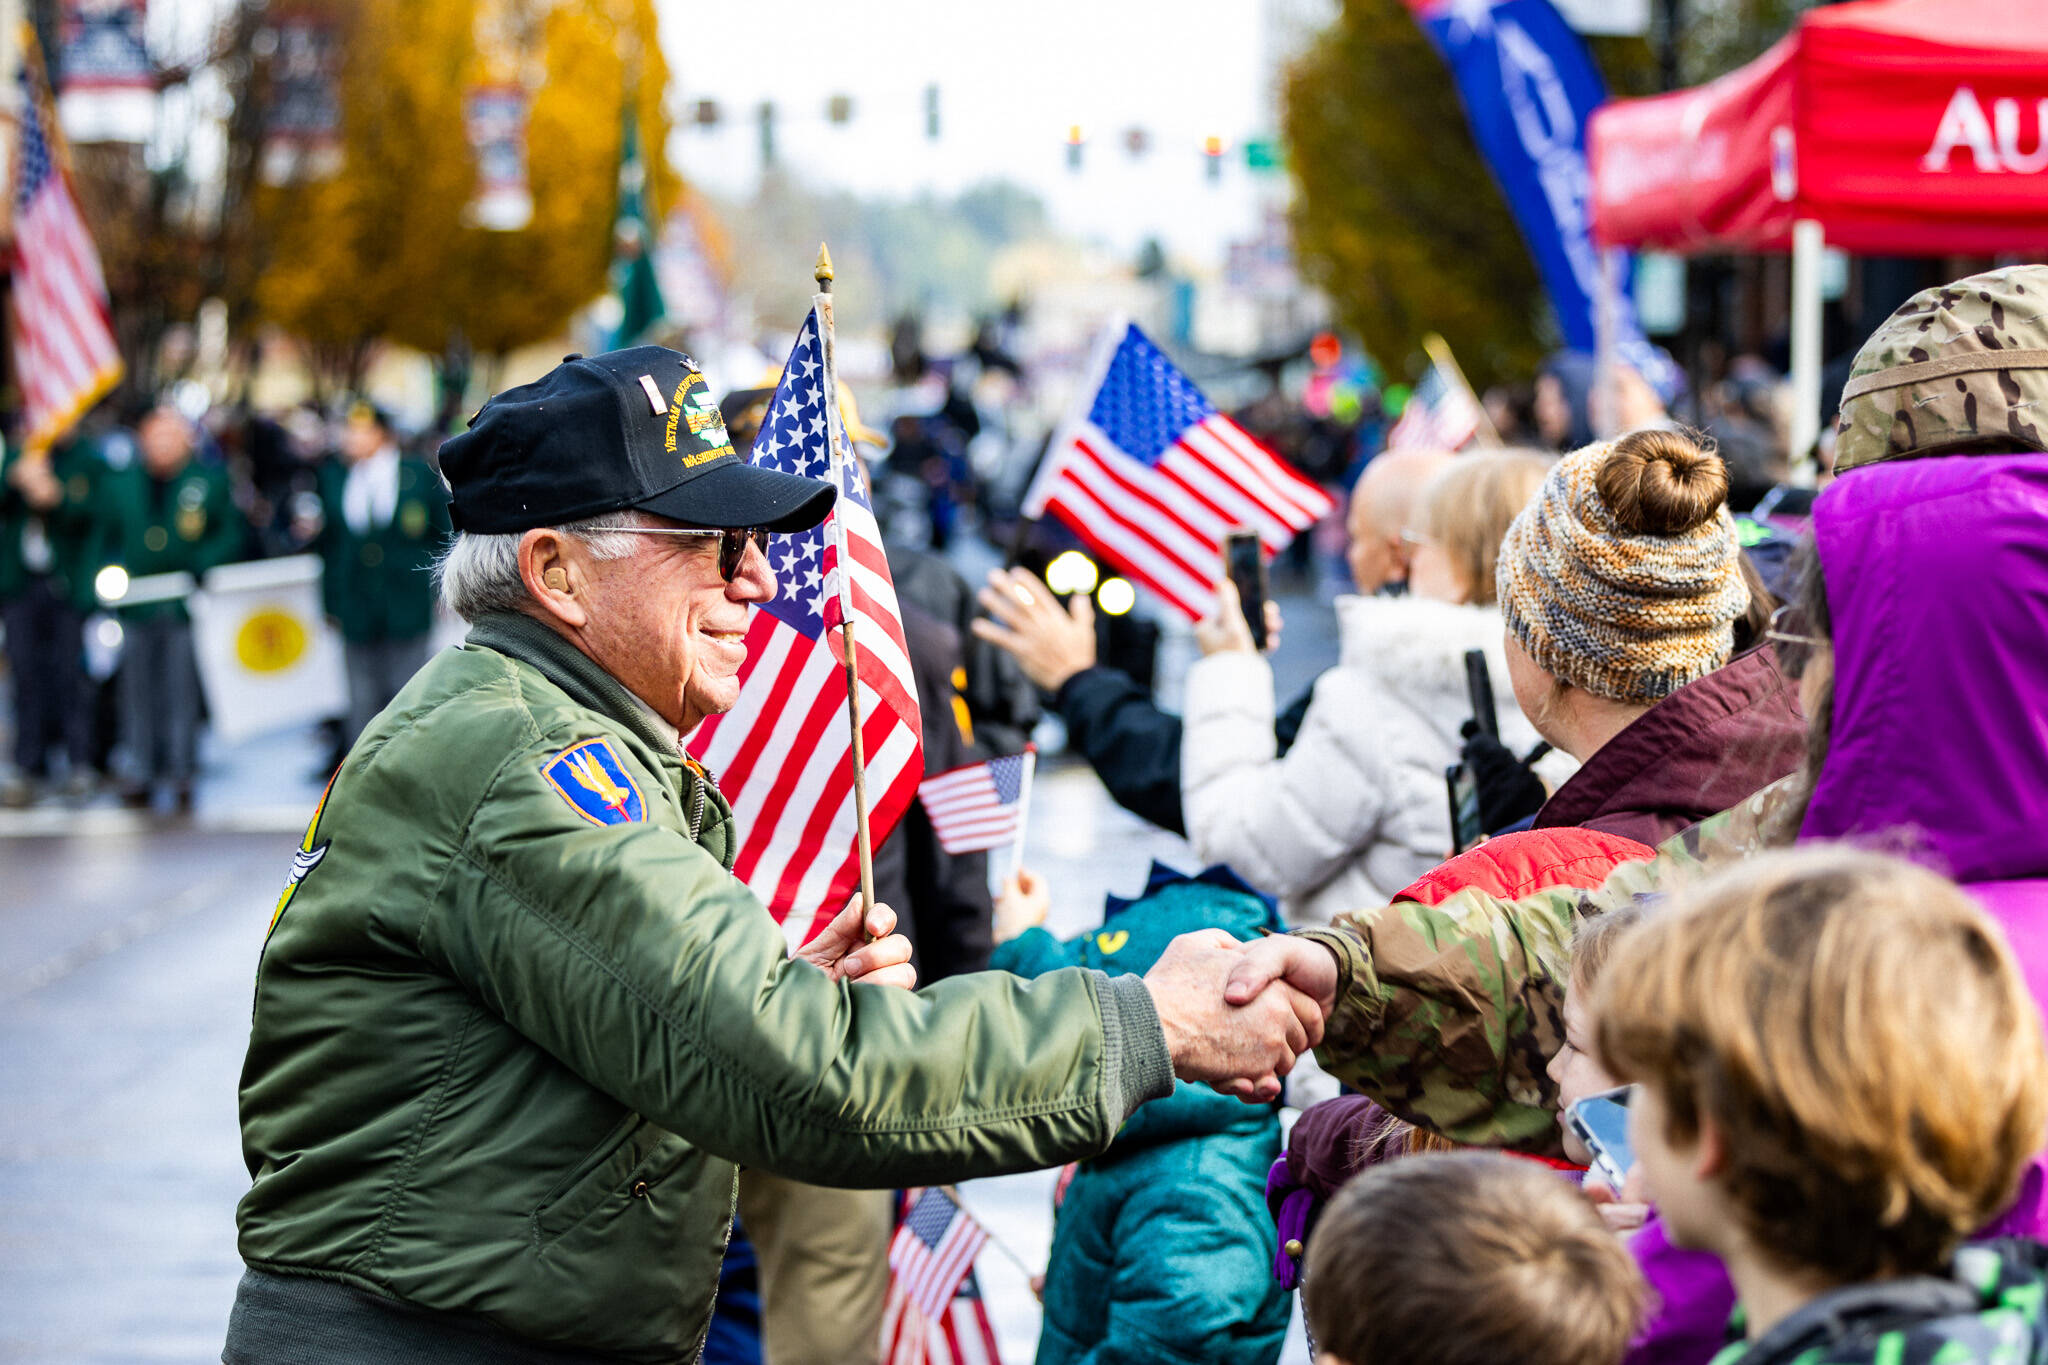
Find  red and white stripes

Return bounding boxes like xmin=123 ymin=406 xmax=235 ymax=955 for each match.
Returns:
xmin=1031 ymin=412 xmax=1332 ymax=620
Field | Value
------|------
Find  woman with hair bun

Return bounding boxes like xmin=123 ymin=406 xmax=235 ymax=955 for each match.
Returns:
xmin=1492 ymin=428 xmax=1805 ymax=846
xmin=1182 ymin=449 xmax=1568 ymax=929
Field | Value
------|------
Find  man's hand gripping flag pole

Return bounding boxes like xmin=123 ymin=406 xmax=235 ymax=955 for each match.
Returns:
xmin=813 ymin=242 xmax=879 ymax=925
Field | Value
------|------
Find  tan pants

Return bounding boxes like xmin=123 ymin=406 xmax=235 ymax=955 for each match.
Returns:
xmin=735 ymin=1170 xmax=895 ymax=1365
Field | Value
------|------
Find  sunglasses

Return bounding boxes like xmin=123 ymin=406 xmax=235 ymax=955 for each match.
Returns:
xmin=608 ymin=526 xmax=772 ymax=581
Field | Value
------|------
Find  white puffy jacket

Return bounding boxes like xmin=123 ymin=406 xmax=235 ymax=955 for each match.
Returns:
xmin=1181 ymin=594 xmax=1571 ymax=928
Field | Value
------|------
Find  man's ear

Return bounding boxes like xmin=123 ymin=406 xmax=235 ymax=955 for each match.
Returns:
xmin=520 ymin=529 xmax=588 ymax=628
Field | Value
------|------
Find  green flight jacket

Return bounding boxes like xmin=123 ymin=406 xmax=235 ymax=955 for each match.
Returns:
xmin=100 ymin=458 xmax=242 ymax=621
xmin=0 ymin=437 xmax=105 ymax=612
xmin=234 ymin=611 xmax=1171 ymax=1362
xmin=1297 ymin=780 xmax=1790 ymax=1153
xmin=316 ymin=457 xmax=452 ymax=643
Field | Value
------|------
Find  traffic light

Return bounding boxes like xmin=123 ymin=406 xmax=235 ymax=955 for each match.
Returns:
xmin=691 ymin=99 xmax=720 ymax=128
xmin=757 ymin=101 xmax=776 ymax=169
xmin=1123 ymin=126 xmax=1150 ymax=158
xmin=924 ymin=84 xmax=940 ymax=140
xmin=1066 ymin=124 xmax=1085 ymax=172
xmin=1203 ymin=135 xmax=1224 ymax=183
xmin=826 ymin=93 xmax=853 ymax=125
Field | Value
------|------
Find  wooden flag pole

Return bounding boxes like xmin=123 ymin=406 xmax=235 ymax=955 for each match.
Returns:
xmin=1423 ymin=331 xmax=1503 ymax=447
xmin=814 ymin=242 xmax=878 ymax=917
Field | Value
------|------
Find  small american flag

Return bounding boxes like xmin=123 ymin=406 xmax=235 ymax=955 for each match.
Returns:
xmin=917 ymin=749 xmax=1034 ymax=856
xmin=687 ymin=307 xmax=923 ymax=949
xmin=10 ymin=35 xmax=124 ymax=455
xmin=882 ymin=1265 xmax=1005 ymax=1365
xmin=1023 ymin=323 xmax=1333 ymax=621
xmin=1386 ymin=361 xmax=1481 ymax=452
xmin=883 ymin=1188 xmax=997 ymax=1365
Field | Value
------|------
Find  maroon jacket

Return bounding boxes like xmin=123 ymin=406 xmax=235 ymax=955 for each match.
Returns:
xmin=1532 ymin=645 xmax=1805 ymax=847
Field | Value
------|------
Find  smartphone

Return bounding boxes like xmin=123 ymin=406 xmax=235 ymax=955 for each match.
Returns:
xmin=1463 ymin=648 xmax=1498 ymax=739
xmin=1224 ymin=531 xmax=1268 ymax=650
xmin=1445 ymin=762 xmax=1484 ymax=855
xmin=1566 ymin=1085 xmax=1637 ymax=1192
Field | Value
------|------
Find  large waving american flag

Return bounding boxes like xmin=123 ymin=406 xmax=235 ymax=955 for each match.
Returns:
xmin=10 ymin=36 xmax=124 ymax=455
xmin=687 ymin=307 xmax=923 ymax=949
xmin=1023 ymin=323 xmax=1332 ymax=621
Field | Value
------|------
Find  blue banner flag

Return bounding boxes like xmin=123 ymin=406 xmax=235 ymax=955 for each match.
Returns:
xmin=1406 ymin=0 xmax=1666 ymax=382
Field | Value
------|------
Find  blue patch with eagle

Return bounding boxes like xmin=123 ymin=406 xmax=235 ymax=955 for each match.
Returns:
xmin=543 ymin=739 xmax=646 ymax=826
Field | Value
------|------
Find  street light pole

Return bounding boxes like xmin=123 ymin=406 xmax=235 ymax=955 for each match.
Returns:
xmin=1658 ymin=0 xmax=1684 ymax=91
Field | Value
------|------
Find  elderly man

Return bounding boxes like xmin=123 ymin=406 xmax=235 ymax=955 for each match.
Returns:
xmin=226 ymin=348 xmax=1318 ymax=1365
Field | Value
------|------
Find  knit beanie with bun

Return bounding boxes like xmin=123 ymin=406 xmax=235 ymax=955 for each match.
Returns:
xmin=1496 ymin=429 xmax=1749 ymax=704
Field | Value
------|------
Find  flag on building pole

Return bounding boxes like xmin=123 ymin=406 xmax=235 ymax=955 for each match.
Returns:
xmin=686 ymin=304 xmax=923 ymax=949
xmin=881 ymin=1187 xmax=1002 ymax=1365
xmin=917 ymin=748 xmax=1034 ymax=856
xmin=9 ymin=24 xmax=123 ymax=455
xmin=1386 ymin=360 xmax=1482 ymax=452
xmin=606 ymin=104 xmax=665 ymax=347
xmin=1022 ymin=322 xmax=1334 ymax=622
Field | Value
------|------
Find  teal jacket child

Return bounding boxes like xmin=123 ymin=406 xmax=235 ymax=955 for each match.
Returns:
xmin=991 ymin=863 xmax=1293 ymax=1365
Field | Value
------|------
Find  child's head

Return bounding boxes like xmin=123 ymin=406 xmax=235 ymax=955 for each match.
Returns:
xmin=1547 ymin=905 xmax=1645 ymax=1164
xmin=1303 ymin=1151 xmax=1645 ymax=1365
xmin=1593 ymin=847 xmax=2048 ymax=1283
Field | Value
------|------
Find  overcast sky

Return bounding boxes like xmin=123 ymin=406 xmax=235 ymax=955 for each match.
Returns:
xmin=652 ymin=0 xmax=1289 ymax=264
xmin=127 ymin=0 xmax=1292 ymax=268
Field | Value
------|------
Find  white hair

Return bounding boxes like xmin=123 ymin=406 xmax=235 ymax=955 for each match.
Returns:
xmin=435 ymin=510 xmax=651 ymax=622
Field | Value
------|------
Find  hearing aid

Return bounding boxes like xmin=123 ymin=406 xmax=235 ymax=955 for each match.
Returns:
xmin=544 ymin=568 xmax=568 ymax=592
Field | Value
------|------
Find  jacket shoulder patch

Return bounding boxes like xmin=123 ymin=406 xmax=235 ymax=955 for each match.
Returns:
xmin=543 ymin=739 xmax=646 ymax=826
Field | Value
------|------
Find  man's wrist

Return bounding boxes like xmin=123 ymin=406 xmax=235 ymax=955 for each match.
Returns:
xmin=1096 ymin=970 xmax=1174 ymax=1122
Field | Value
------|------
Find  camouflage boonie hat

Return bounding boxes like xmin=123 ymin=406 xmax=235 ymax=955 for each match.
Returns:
xmin=1836 ymin=264 xmax=2048 ymax=473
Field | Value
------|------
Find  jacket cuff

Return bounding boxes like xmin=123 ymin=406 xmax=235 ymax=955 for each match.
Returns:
xmin=1052 ymin=665 xmax=1128 ymax=717
xmin=1093 ymin=970 xmax=1175 ymax=1124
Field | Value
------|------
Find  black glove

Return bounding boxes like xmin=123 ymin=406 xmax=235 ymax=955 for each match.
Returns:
xmin=1458 ymin=720 xmax=1551 ymax=834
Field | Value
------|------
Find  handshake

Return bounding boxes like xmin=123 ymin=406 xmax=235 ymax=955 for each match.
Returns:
xmin=1142 ymin=932 xmax=1342 ymax=1103
xmin=806 ymin=897 xmax=1343 ymax=1104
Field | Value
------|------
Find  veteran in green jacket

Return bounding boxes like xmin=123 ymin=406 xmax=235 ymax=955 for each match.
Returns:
xmin=103 ymin=406 xmax=243 ymax=807
xmin=226 ymin=347 xmax=1322 ymax=1365
xmin=316 ymin=401 xmax=453 ymax=747
xmin=0 ymin=434 xmax=104 ymax=800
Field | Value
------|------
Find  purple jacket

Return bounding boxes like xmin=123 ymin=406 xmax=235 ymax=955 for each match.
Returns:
xmin=1801 ymin=454 xmax=2048 ymax=1002
xmin=1634 ymin=456 xmax=2048 ymax=1365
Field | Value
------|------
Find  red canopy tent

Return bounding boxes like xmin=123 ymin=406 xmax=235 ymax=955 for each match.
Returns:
xmin=1584 ymin=0 xmax=2048 ymax=461
xmin=1588 ymin=0 xmax=2048 ymax=255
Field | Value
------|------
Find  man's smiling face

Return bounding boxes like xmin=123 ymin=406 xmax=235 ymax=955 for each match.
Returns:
xmin=574 ymin=519 xmax=777 ymax=734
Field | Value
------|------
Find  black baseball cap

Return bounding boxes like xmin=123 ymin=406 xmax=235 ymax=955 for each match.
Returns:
xmin=439 ymin=346 xmax=835 ymax=535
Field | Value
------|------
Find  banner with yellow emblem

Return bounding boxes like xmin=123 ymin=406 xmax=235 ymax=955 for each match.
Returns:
xmin=187 ymin=555 xmax=347 ymax=744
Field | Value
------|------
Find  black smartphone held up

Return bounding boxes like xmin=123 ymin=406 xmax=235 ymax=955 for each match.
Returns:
xmin=1445 ymin=762 xmax=1485 ymax=855
xmin=1224 ymin=530 xmax=1268 ymax=651
xmin=1463 ymin=648 xmax=1498 ymax=739
xmin=1566 ymin=1085 xmax=1637 ymax=1193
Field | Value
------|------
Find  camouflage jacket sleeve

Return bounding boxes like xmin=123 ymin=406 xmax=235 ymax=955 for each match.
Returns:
xmin=1297 ymin=779 xmax=1795 ymax=1152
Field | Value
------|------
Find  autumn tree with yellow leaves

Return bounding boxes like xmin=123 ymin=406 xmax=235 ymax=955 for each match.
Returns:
xmin=248 ymin=0 xmax=676 ymax=398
